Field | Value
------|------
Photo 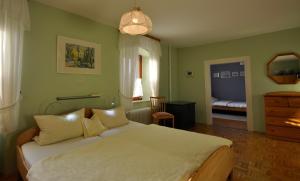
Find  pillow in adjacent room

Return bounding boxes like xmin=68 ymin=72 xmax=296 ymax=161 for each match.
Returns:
xmin=34 ymin=108 xmax=85 ymax=145
xmin=82 ymin=114 xmax=107 ymax=138
xmin=92 ymin=107 xmax=129 ymax=129
xmin=211 ymin=97 xmax=218 ymax=104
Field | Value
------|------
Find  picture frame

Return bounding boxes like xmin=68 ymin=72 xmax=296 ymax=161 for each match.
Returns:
xmin=232 ymin=71 xmax=239 ymax=77
xmin=213 ymin=72 xmax=220 ymax=78
xmin=240 ymin=71 xmax=245 ymax=77
xmin=57 ymin=36 xmax=101 ymax=75
xmin=220 ymin=71 xmax=231 ymax=78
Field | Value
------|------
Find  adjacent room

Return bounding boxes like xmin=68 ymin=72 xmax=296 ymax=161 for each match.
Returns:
xmin=1 ymin=0 xmax=300 ymax=180
xmin=210 ymin=62 xmax=247 ymax=130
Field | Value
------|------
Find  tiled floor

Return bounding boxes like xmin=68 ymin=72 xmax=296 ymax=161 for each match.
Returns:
xmin=189 ymin=124 xmax=300 ymax=181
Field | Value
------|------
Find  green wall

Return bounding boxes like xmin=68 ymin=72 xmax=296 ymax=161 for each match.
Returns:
xmin=159 ymin=44 xmax=179 ymax=101
xmin=177 ymin=27 xmax=300 ymax=132
xmin=22 ymin=1 xmax=121 ymax=125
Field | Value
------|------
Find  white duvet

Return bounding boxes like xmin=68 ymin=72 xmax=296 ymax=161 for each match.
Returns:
xmin=22 ymin=121 xmax=144 ymax=167
xmin=227 ymin=102 xmax=247 ymax=108
xmin=27 ymin=125 xmax=232 ymax=181
xmin=212 ymin=100 xmax=247 ymax=108
xmin=212 ymin=100 xmax=232 ymax=107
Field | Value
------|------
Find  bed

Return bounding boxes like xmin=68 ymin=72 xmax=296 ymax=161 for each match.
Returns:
xmin=17 ymin=109 xmax=234 ymax=181
xmin=212 ymin=98 xmax=247 ymax=113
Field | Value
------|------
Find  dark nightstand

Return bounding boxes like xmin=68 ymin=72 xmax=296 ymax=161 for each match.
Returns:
xmin=166 ymin=101 xmax=196 ymax=129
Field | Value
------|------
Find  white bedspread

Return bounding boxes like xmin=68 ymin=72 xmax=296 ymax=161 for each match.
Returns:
xmin=212 ymin=100 xmax=232 ymax=107
xmin=22 ymin=121 xmax=144 ymax=167
xmin=27 ymin=124 xmax=232 ymax=181
xmin=212 ymin=100 xmax=247 ymax=108
xmin=227 ymin=102 xmax=247 ymax=108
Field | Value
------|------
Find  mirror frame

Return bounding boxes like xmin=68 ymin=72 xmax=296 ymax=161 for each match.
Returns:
xmin=267 ymin=52 xmax=300 ymax=84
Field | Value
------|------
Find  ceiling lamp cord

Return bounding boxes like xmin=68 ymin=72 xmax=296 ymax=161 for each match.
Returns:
xmin=119 ymin=0 xmax=152 ymax=35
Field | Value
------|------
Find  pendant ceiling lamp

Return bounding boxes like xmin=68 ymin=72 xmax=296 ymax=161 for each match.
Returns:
xmin=119 ymin=0 xmax=152 ymax=35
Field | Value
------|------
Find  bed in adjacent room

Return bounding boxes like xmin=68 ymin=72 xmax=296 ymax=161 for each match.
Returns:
xmin=17 ymin=108 xmax=234 ymax=181
xmin=211 ymin=97 xmax=247 ymax=113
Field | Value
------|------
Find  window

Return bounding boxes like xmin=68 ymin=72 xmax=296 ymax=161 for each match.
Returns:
xmin=132 ymin=49 xmax=153 ymax=102
xmin=133 ymin=55 xmax=143 ymax=101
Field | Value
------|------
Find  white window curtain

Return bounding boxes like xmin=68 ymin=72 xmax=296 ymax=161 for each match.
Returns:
xmin=0 ymin=0 xmax=30 ymax=133
xmin=139 ymin=36 xmax=161 ymax=97
xmin=119 ymin=34 xmax=161 ymax=110
xmin=119 ymin=35 xmax=139 ymax=110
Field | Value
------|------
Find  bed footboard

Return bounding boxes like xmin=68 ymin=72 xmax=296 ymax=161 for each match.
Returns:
xmin=191 ymin=146 xmax=234 ymax=181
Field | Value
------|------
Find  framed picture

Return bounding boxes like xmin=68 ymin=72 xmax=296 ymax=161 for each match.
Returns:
xmin=240 ymin=71 xmax=245 ymax=77
xmin=57 ymin=36 xmax=101 ymax=75
xmin=213 ymin=72 xmax=220 ymax=78
xmin=220 ymin=71 xmax=231 ymax=78
xmin=232 ymin=71 xmax=239 ymax=77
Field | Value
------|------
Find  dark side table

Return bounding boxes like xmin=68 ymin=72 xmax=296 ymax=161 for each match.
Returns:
xmin=166 ymin=101 xmax=196 ymax=129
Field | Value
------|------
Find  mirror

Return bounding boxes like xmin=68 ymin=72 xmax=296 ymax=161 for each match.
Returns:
xmin=267 ymin=52 xmax=300 ymax=84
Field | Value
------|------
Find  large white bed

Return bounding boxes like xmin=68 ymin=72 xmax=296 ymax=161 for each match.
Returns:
xmin=17 ymin=109 xmax=234 ymax=181
xmin=212 ymin=98 xmax=247 ymax=113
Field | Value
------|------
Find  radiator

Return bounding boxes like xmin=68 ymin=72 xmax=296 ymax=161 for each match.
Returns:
xmin=126 ymin=107 xmax=151 ymax=124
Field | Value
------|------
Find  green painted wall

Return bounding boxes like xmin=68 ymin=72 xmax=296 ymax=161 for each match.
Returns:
xmin=177 ymin=27 xmax=300 ymax=132
xmin=22 ymin=1 xmax=121 ymax=123
xmin=159 ymin=44 xmax=179 ymax=101
xmin=170 ymin=46 xmax=179 ymax=101
xmin=159 ymin=44 xmax=170 ymax=99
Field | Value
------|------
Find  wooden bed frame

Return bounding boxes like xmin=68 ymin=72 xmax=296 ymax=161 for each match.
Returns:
xmin=212 ymin=105 xmax=247 ymax=113
xmin=16 ymin=109 xmax=234 ymax=181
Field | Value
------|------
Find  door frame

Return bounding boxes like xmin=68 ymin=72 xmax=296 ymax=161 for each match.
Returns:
xmin=204 ymin=56 xmax=253 ymax=131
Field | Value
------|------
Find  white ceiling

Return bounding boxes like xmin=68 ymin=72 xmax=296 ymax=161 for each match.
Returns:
xmin=34 ymin=0 xmax=300 ymax=47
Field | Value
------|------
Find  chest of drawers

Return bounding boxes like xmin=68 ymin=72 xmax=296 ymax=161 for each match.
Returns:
xmin=264 ymin=92 xmax=300 ymax=142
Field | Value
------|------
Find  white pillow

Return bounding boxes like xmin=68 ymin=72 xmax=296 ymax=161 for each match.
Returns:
xmin=92 ymin=107 xmax=129 ymax=129
xmin=82 ymin=114 xmax=107 ymax=138
xmin=211 ymin=97 xmax=218 ymax=103
xmin=34 ymin=109 xmax=85 ymax=145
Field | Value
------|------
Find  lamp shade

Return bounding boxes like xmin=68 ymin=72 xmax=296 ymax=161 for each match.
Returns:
xmin=119 ymin=7 xmax=152 ymax=35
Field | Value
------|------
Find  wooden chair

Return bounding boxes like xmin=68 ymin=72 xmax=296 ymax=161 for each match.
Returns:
xmin=150 ymin=96 xmax=174 ymax=128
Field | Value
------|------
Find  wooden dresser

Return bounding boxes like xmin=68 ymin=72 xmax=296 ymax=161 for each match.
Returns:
xmin=264 ymin=92 xmax=300 ymax=142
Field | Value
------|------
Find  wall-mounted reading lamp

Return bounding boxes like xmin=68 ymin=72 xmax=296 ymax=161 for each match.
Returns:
xmin=56 ymin=95 xmax=101 ymax=101
xmin=44 ymin=94 xmax=101 ymax=114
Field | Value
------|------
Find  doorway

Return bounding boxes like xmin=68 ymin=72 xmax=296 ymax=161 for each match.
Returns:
xmin=204 ymin=56 xmax=253 ymax=131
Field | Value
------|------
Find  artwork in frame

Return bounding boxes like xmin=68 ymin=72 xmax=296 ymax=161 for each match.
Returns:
xmin=220 ymin=71 xmax=231 ymax=79
xmin=213 ymin=72 xmax=220 ymax=78
xmin=57 ymin=36 xmax=101 ymax=75
xmin=232 ymin=71 xmax=239 ymax=77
